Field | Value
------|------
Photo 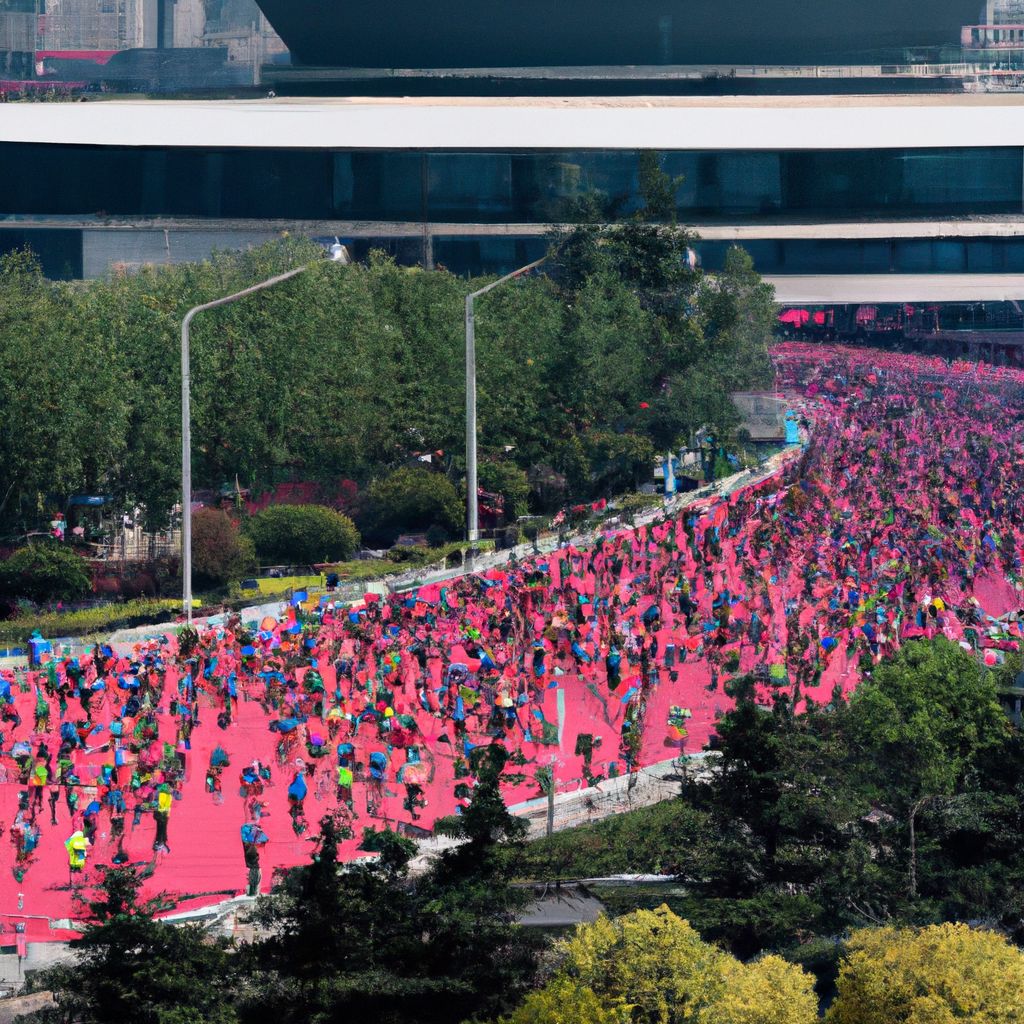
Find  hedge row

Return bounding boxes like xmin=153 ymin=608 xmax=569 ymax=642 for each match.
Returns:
xmin=0 ymin=599 xmax=182 ymax=646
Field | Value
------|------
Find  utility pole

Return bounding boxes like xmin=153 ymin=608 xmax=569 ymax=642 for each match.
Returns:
xmin=181 ymin=249 xmax=348 ymax=621
xmin=545 ymin=752 xmax=557 ymax=836
xmin=464 ymin=256 xmax=547 ymax=542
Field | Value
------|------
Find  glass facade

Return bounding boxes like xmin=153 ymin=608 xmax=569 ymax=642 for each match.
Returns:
xmin=698 ymin=238 xmax=1024 ymax=275
xmin=0 ymin=229 xmax=83 ymax=279
xmin=1 ymin=144 xmax=1021 ymax=223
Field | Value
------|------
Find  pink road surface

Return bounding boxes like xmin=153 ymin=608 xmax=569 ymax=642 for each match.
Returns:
xmin=4 ymin=342 xmax=1024 ymax=939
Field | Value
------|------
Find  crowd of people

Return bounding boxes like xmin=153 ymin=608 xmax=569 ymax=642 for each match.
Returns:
xmin=3 ymin=342 xmax=1024 ymax=934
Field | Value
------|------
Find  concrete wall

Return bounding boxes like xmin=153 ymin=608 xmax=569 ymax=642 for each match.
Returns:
xmin=0 ymin=991 xmax=58 ymax=1023
xmin=0 ymin=941 xmax=73 ymax=988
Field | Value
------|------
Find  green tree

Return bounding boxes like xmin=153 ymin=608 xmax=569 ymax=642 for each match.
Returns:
xmin=363 ymin=467 xmax=463 ymax=547
xmin=827 ymin=924 xmax=1024 ymax=1024
xmin=0 ymin=542 xmax=92 ymax=604
xmin=0 ymin=233 xmax=776 ymax=536
xmin=560 ymin=272 xmax=660 ymax=427
xmin=647 ymin=371 xmax=740 ymax=453
xmin=424 ymin=745 xmax=542 ymax=1021
xmin=36 ymin=866 xmax=237 ymax=1024
xmin=190 ymin=508 xmax=256 ymax=587
xmin=0 ymin=251 xmax=128 ymax=535
xmin=586 ymin=431 xmax=657 ymax=495
xmin=501 ymin=907 xmax=816 ymax=1024
xmin=247 ymin=747 xmax=540 ymax=1024
xmin=700 ymin=247 xmax=775 ymax=391
xmin=845 ymin=638 xmax=1009 ymax=898
xmin=243 ymin=504 xmax=360 ymax=565
xmin=677 ymin=678 xmax=870 ymax=958
xmin=243 ymin=814 xmax=426 ymax=1024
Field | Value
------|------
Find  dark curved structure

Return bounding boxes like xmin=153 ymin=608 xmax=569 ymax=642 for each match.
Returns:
xmin=255 ymin=0 xmax=983 ymax=69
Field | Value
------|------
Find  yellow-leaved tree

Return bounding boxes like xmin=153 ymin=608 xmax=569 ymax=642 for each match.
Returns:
xmin=500 ymin=906 xmax=816 ymax=1024
xmin=826 ymin=923 xmax=1024 ymax=1024
xmin=704 ymin=955 xmax=820 ymax=1024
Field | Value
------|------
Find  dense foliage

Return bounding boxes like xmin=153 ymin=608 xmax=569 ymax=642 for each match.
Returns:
xmin=243 ymin=503 xmax=360 ymax=565
xmin=0 ymin=543 xmax=92 ymax=604
xmin=502 ymin=906 xmax=817 ymax=1024
xmin=826 ymin=924 xmax=1024 ymax=1024
xmin=0 ymin=213 xmax=773 ymax=536
xmin=37 ymin=867 xmax=238 ymax=1024
xmin=237 ymin=744 xmax=541 ymax=1024
xmin=362 ymin=467 xmax=465 ymax=547
xmin=477 ymin=462 xmax=532 ymax=522
xmin=191 ymin=508 xmax=256 ymax=586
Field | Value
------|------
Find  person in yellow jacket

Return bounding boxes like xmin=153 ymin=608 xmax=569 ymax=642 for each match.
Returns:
xmin=65 ymin=830 xmax=88 ymax=873
xmin=153 ymin=783 xmax=172 ymax=853
xmin=28 ymin=760 xmax=47 ymax=816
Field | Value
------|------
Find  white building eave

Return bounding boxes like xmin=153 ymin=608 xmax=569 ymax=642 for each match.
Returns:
xmin=768 ymin=273 xmax=1024 ymax=303
xmin=5 ymin=94 xmax=1024 ymax=150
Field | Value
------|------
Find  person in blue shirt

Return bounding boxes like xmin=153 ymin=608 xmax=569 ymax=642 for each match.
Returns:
xmin=241 ymin=821 xmax=269 ymax=896
xmin=287 ymin=769 xmax=308 ymax=835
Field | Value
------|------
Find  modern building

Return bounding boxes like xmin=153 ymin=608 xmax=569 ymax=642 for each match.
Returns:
xmin=5 ymin=94 xmax=1024 ymax=299
xmin=255 ymin=0 xmax=981 ymax=70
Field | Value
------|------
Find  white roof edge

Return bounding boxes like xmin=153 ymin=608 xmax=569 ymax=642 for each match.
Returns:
xmin=768 ymin=274 xmax=1024 ymax=303
xmin=3 ymin=99 xmax=1024 ymax=149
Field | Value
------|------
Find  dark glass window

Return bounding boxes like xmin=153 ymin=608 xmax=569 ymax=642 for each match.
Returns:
xmin=0 ymin=145 xmax=1019 ymax=223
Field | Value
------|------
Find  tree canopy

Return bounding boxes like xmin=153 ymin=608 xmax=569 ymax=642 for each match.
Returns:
xmin=240 ymin=744 xmax=540 ymax=1024
xmin=0 ymin=225 xmax=774 ymax=536
xmin=37 ymin=866 xmax=238 ymax=1024
xmin=826 ymin=924 xmax=1024 ymax=1024
xmin=500 ymin=906 xmax=817 ymax=1024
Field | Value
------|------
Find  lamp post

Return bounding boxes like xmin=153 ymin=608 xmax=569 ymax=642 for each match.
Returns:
xmin=180 ymin=247 xmax=348 ymax=622
xmin=464 ymin=255 xmax=546 ymax=542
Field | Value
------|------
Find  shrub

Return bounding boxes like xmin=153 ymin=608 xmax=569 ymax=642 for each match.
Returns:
xmin=363 ymin=468 xmax=463 ymax=547
xmin=244 ymin=504 xmax=360 ymax=566
xmin=0 ymin=543 xmax=92 ymax=603
xmin=190 ymin=508 xmax=256 ymax=588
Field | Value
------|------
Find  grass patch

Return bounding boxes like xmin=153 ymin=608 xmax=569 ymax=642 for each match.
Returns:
xmin=249 ymin=575 xmax=325 ymax=596
xmin=330 ymin=559 xmax=409 ymax=581
xmin=328 ymin=540 xmax=496 ymax=581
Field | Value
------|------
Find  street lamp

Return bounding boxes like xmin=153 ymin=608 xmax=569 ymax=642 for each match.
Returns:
xmin=180 ymin=247 xmax=347 ymax=622
xmin=464 ymin=255 xmax=546 ymax=542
